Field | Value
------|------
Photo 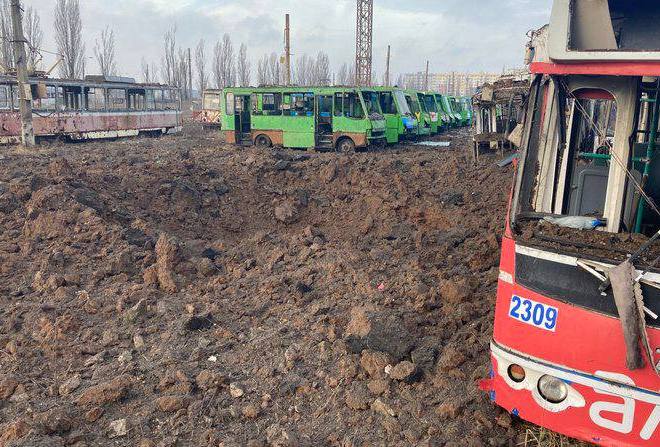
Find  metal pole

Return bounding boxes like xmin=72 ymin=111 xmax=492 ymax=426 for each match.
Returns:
xmin=424 ymin=60 xmax=429 ymax=91
xmin=385 ymin=45 xmax=390 ymax=87
xmin=9 ymin=0 xmax=34 ymax=147
xmin=187 ymin=47 xmax=192 ymax=101
xmin=284 ymin=14 xmax=291 ymax=86
xmin=635 ymin=81 xmax=660 ymax=233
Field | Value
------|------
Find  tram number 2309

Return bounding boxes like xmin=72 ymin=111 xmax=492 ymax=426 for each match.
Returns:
xmin=509 ymin=295 xmax=558 ymax=332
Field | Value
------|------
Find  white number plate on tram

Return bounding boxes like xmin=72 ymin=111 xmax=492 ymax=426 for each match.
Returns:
xmin=508 ymin=295 xmax=558 ymax=332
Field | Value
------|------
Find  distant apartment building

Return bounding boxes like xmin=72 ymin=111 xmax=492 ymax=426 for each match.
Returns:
xmin=402 ymin=71 xmax=502 ymax=96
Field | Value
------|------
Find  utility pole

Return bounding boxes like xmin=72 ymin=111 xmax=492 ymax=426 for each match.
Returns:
xmin=284 ymin=14 xmax=291 ymax=86
xmin=187 ymin=47 xmax=192 ymax=101
xmin=9 ymin=0 xmax=34 ymax=147
xmin=355 ymin=0 xmax=373 ymax=86
xmin=384 ymin=45 xmax=390 ymax=87
xmin=424 ymin=60 xmax=429 ymax=91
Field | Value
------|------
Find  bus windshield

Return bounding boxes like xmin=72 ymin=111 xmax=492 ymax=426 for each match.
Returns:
xmin=423 ymin=95 xmax=437 ymax=112
xmin=361 ymin=90 xmax=384 ymax=117
xmin=393 ymin=90 xmax=412 ymax=115
xmin=405 ymin=94 xmax=420 ymax=114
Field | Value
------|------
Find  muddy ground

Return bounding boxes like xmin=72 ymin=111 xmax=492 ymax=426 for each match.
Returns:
xmin=0 ymin=127 xmax=581 ymax=446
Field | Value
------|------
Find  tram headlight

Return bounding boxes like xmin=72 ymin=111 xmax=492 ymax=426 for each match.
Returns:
xmin=538 ymin=375 xmax=568 ymax=404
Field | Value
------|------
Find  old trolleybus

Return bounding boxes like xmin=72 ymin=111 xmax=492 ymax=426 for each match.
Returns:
xmin=484 ymin=1 xmax=660 ymax=445
xmin=221 ymin=87 xmax=386 ymax=151
xmin=0 ymin=75 xmax=181 ymax=144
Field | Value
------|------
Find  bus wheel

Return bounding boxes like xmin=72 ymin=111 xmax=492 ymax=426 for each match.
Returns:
xmin=254 ymin=134 xmax=272 ymax=149
xmin=337 ymin=137 xmax=355 ymax=154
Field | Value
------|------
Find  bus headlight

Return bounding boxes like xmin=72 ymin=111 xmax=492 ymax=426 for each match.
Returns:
xmin=538 ymin=375 xmax=568 ymax=403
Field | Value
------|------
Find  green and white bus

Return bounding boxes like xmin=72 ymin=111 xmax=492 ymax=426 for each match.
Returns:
xmin=448 ymin=96 xmax=467 ymax=127
xmin=372 ymin=87 xmax=418 ymax=144
xmin=221 ymin=87 xmax=386 ymax=152
xmin=403 ymin=90 xmax=431 ymax=138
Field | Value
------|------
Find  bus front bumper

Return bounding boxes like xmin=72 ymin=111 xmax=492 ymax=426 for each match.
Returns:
xmin=485 ymin=341 xmax=660 ymax=446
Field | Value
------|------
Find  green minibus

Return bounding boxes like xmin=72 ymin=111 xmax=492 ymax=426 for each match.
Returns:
xmin=221 ymin=87 xmax=387 ymax=152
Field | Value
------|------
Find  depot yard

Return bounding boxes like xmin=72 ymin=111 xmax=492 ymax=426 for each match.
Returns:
xmin=0 ymin=126 xmax=579 ymax=446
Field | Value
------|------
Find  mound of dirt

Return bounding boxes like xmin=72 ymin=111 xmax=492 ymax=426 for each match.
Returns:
xmin=0 ymin=128 xmax=569 ymax=446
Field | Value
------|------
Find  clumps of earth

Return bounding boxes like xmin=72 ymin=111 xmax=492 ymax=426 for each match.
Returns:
xmin=0 ymin=127 xmax=582 ymax=446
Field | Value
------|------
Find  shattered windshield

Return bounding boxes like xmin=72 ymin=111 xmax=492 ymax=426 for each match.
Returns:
xmin=406 ymin=94 xmax=420 ymax=114
xmin=361 ymin=90 xmax=384 ymax=119
xmin=393 ymin=90 xmax=412 ymax=115
xmin=423 ymin=95 xmax=437 ymax=112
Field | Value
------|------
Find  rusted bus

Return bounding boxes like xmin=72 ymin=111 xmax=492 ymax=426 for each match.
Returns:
xmin=0 ymin=75 xmax=182 ymax=144
xmin=192 ymin=89 xmax=222 ymax=129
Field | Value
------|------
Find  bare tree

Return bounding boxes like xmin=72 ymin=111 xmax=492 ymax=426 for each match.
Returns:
xmin=294 ymin=54 xmax=316 ymax=86
xmin=212 ymin=34 xmax=235 ymax=88
xmin=141 ymin=57 xmax=153 ymax=83
xmin=256 ymin=53 xmax=268 ymax=85
xmin=220 ymin=34 xmax=234 ymax=87
xmin=54 ymin=0 xmax=85 ymax=79
xmin=237 ymin=43 xmax=250 ymax=87
xmin=314 ymin=52 xmax=330 ymax=86
xmin=24 ymin=6 xmax=43 ymax=71
xmin=212 ymin=40 xmax=221 ymax=88
xmin=267 ymin=52 xmax=280 ymax=85
xmin=94 ymin=26 xmax=116 ymax=76
xmin=161 ymin=26 xmax=177 ymax=85
xmin=336 ymin=63 xmax=348 ymax=85
xmin=195 ymin=39 xmax=208 ymax=93
xmin=176 ymin=48 xmax=189 ymax=100
xmin=0 ymin=1 xmax=12 ymax=72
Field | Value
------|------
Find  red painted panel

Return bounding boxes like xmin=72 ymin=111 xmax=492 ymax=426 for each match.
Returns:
xmin=490 ymin=354 xmax=659 ymax=446
xmin=574 ymin=89 xmax=615 ymax=100
xmin=493 ymin=274 xmax=659 ymax=390
xmin=0 ymin=111 xmax=181 ymax=139
xmin=531 ymin=61 xmax=660 ymax=76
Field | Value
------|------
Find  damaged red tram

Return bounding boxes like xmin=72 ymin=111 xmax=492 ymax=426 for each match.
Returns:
xmin=485 ymin=1 xmax=660 ymax=445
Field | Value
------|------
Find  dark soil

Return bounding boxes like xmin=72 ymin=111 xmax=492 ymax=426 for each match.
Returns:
xmin=0 ymin=127 xmax=579 ymax=446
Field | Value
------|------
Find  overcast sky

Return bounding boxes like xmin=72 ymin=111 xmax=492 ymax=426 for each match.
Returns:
xmin=25 ymin=0 xmax=553 ymax=81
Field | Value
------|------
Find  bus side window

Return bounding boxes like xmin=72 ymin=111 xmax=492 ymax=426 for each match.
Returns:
xmin=263 ymin=93 xmax=281 ymax=115
xmin=344 ymin=93 xmax=364 ymax=119
xmin=0 ymin=86 xmax=9 ymax=110
xmin=251 ymin=93 xmax=259 ymax=114
xmin=281 ymin=94 xmax=291 ymax=114
xmin=226 ymin=92 xmax=235 ymax=115
xmin=334 ymin=93 xmax=343 ymax=117
xmin=380 ymin=93 xmax=396 ymax=114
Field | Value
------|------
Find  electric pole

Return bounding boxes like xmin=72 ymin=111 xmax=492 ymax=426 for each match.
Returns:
xmin=424 ymin=60 xmax=429 ymax=91
xmin=187 ymin=47 xmax=192 ymax=101
xmin=10 ymin=0 xmax=34 ymax=147
xmin=284 ymin=14 xmax=291 ymax=86
xmin=355 ymin=0 xmax=373 ymax=86
xmin=384 ymin=45 xmax=391 ymax=87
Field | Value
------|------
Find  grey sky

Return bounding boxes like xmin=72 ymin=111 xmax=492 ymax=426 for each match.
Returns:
xmin=25 ymin=0 xmax=553 ymax=81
